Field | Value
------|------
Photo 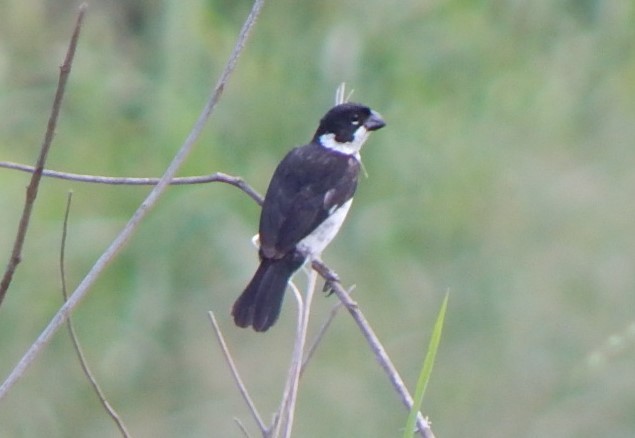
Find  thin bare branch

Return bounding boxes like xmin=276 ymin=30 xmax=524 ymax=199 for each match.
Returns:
xmin=280 ymin=270 xmax=317 ymax=438
xmin=60 ymin=192 xmax=131 ymax=437
xmin=60 ymin=191 xmax=73 ymax=298
xmin=0 ymin=3 xmax=87 ymax=307
xmin=0 ymin=161 xmax=264 ymax=206
xmin=311 ymin=260 xmax=435 ymax=438
xmin=208 ymin=312 xmax=267 ymax=434
xmin=267 ymin=280 xmax=303 ymax=438
xmin=0 ymin=0 xmax=267 ymax=402
xmin=299 ymin=290 xmax=349 ymax=377
xmin=233 ymin=417 xmax=253 ymax=438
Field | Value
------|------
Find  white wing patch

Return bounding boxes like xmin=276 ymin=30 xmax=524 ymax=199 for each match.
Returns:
xmin=324 ymin=188 xmax=339 ymax=214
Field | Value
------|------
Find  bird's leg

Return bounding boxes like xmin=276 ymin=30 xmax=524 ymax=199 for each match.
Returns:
xmin=309 ymin=258 xmax=340 ymax=295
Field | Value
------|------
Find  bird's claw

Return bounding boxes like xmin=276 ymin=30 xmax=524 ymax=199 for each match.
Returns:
xmin=322 ymin=272 xmax=340 ymax=295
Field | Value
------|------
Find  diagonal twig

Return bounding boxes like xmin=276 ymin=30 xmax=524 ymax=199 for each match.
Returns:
xmin=208 ymin=312 xmax=266 ymax=435
xmin=299 ymin=291 xmax=348 ymax=377
xmin=311 ymin=260 xmax=435 ymax=438
xmin=60 ymin=192 xmax=131 ymax=437
xmin=0 ymin=3 xmax=88 ymax=308
xmin=233 ymin=417 xmax=252 ymax=438
xmin=0 ymin=0 xmax=267 ymax=402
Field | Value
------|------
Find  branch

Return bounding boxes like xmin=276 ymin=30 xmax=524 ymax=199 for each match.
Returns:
xmin=276 ymin=272 xmax=317 ymax=438
xmin=0 ymin=0 xmax=267 ymax=402
xmin=208 ymin=312 xmax=266 ymax=435
xmin=0 ymin=3 xmax=87 ymax=307
xmin=60 ymin=192 xmax=130 ymax=437
xmin=311 ymin=260 xmax=435 ymax=438
xmin=300 ymin=291 xmax=347 ymax=377
xmin=0 ymin=161 xmax=264 ymax=206
xmin=2 ymin=8 xmax=437 ymax=436
xmin=233 ymin=418 xmax=253 ymax=438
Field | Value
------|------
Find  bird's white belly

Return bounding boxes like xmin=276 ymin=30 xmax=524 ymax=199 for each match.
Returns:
xmin=296 ymin=199 xmax=353 ymax=259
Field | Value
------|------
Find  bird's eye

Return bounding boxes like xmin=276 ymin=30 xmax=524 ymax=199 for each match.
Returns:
xmin=351 ymin=114 xmax=361 ymax=125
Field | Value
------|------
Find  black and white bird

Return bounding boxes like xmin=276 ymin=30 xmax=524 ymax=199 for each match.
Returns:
xmin=232 ymin=102 xmax=385 ymax=331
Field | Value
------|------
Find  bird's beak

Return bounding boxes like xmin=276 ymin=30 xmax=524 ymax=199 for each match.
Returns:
xmin=364 ymin=110 xmax=386 ymax=131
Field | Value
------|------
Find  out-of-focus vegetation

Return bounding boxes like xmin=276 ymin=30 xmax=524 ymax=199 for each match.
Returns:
xmin=1 ymin=0 xmax=635 ymax=436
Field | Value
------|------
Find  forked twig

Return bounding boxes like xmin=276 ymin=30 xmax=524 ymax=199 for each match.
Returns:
xmin=0 ymin=3 xmax=87 ymax=307
xmin=0 ymin=0 xmax=267 ymax=402
xmin=334 ymin=82 xmax=354 ymax=105
xmin=208 ymin=312 xmax=266 ymax=435
xmin=60 ymin=192 xmax=130 ymax=437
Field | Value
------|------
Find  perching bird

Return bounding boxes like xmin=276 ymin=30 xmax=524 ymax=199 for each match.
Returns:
xmin=232 ymin=102 xmax=385 ymax=331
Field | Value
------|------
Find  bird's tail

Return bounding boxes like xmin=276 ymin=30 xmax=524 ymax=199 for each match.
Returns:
xmin=232 ymin=251 xmax=305 ymax=332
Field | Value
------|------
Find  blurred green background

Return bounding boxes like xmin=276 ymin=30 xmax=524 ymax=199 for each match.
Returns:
xmin=1 ymin=0 xmax=635 ymax=436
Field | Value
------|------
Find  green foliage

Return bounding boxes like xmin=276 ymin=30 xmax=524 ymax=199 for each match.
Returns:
xmin=403 ymin=292 xmax=448 ymax=438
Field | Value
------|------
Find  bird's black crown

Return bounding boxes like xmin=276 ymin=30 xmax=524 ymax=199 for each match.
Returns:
xmin=313 ymin=102 xmax=385 ymax=143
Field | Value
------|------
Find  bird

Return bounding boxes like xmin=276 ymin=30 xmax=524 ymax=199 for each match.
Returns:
xmin=232 ymin=102 xmax=386 ymax=332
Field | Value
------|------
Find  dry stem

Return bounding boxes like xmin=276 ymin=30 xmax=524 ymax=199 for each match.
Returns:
xmin=312 ymin=260 xmax=435 ymax=438
xmin=0 ymin=3 xmax=87 ymax=307
xmin=0 ymin=0 xmax=266 ymax=402
xmin=208 ymin=312 xmax=267 ymax=435
xmin=60 ymin=192 xmax=130 ymax=437
xmin=0 ymin=162 xmax=263 ymax=206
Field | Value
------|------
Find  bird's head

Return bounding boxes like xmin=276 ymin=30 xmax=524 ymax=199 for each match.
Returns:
xmin=314 ymin=102 xmax=385 ymax=156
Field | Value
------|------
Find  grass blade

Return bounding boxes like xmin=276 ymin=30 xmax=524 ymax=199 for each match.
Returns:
xmin=403 ymin=292 xmax=449 ymax=438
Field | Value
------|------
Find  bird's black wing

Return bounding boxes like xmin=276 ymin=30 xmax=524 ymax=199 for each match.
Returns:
xmin=258 ymin=143 xmax=360 ymax=258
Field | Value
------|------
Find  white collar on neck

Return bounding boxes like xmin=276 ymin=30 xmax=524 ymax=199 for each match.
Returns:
xmin=318 ymin=126 xmax=368 ymax=159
